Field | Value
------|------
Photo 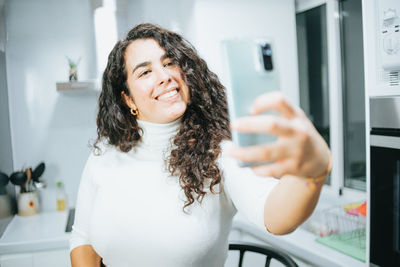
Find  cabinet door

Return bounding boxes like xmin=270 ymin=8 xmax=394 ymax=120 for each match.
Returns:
xmin=32 ymin=249 xmax=71 ymax=267
xmin=0 ymin=253 xmax=33 ymax=267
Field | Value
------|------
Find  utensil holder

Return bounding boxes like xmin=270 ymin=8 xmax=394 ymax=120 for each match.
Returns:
xmin=17 ymin=191 xmax=39 ymax=216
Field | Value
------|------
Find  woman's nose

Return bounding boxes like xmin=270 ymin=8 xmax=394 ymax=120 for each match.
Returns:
xmin=155 ymin=67 xmax=171 ymax=85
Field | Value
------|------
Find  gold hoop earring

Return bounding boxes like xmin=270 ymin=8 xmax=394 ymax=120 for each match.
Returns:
xmin=130 ymin=108 xmax=138 ymax=116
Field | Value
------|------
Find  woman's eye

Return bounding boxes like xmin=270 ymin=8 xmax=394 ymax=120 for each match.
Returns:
xmin=139 ymin=70 xmax=150 ymax=77
xmin=164 ymin=59 xmax=177 ymax=67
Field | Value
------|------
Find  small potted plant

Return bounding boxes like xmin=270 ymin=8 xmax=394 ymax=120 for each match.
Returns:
xmin=66 ymin=56 xmax=81 ymax=82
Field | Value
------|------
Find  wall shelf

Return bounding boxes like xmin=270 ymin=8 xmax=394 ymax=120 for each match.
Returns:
xmin=56 ymin=80 xmax=100 ymax=95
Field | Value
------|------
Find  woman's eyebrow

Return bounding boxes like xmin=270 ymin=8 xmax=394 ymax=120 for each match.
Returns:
xmin=132 ymin=61 xmax=150 ymax=74
xmin=132 ymin=53 xmax=170 ymax=74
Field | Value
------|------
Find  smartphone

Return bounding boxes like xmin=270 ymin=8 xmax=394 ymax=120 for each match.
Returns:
xmin=222 ymin=38 xmax=280 ymax=166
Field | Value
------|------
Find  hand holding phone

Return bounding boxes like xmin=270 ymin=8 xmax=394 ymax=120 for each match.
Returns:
xmin=223 ymin=38 xmax=280 ymax=166
xmin=229 ymin=91 xmax=331 ymax=179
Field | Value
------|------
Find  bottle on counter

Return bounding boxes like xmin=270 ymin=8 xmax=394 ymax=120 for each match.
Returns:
xmin=56 ymin=181 xmax=67 ymax=211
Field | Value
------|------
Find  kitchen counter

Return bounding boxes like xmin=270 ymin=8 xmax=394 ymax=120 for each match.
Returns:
xmin=0 ymin=211 xmax=70 ymax=255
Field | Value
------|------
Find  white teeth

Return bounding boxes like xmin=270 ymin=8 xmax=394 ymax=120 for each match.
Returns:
xmin=158 ymin=89 xmax=178 ymax=100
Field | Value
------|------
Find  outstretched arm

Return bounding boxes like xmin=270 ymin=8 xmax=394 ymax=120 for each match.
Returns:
xmin=71 ymin=245 xmax=102 ymax=267
xmin=229 ymin=92 xmax=331 ymax=235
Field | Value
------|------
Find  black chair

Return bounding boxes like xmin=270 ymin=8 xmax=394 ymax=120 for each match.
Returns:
xmin=229 ymin=241 xmax=299 ymax=267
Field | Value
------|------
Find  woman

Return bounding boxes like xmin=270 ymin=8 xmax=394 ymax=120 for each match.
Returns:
xmin=70 ymin=23 xmax=330 ymax=267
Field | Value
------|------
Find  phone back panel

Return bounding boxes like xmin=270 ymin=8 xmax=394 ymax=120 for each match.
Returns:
xmin=223 ymin=38 xmax=280 ymax=148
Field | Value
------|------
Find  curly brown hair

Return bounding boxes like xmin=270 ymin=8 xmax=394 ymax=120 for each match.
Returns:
xmin=94 ymin=23 xmax=231 ymax=211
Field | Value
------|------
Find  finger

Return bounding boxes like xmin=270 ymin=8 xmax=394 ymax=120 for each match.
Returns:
xmin=251 ymin=160 xmax=294 ymax=178
xmin=251 ymin=92 xmax=298 ymax=119
xmin=228 ymin=142 xmax=288 ymax=162
xmin=231 ymin=115 xmax=295 ymax=136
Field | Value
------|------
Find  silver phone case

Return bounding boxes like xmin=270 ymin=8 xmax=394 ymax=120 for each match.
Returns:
xmin=223 ymin=38 xmax=280 ymax=166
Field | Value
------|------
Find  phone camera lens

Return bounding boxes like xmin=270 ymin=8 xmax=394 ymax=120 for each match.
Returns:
xmin=261 ymin=43 xmax=273 ymax=71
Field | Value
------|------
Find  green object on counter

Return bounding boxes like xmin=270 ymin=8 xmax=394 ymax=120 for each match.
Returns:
xmin=316 ymin=230 xmax=366 ymax=262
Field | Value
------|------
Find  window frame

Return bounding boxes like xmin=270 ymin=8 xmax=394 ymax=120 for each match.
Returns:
xmin=295 ymin=0 xmax=366 ymax=202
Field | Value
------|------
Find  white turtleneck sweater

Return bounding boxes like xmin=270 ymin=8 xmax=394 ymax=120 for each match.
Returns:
xmin=70 ymin=119 xmax=278 ymax=267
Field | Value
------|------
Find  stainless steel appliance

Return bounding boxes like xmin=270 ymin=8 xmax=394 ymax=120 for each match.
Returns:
xmin=370 ymin=97 xmax=400 ymax=266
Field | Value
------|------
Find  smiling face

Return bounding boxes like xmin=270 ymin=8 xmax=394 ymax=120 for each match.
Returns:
xmin=122 ymin=38 xmax=190 ymax=124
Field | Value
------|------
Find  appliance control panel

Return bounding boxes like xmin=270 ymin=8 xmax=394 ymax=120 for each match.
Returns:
xmin=379 ymin=0 xmax=400 ymax=70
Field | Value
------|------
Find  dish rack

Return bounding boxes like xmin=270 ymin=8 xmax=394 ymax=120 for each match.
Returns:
xmin=303 ymin=202 xmax=366 ymax=249
xmin=323 ymin=205 xmax=366 ymax=248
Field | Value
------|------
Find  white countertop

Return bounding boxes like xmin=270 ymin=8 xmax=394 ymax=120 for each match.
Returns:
xmin=0 ymin=211 xmax=70 ymax=255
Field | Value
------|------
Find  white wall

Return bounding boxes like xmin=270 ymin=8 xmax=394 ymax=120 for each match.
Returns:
xmin=114 ymin=0 xmax=196 ymax=39
xmin=189 ymin=0 xmax=299 ymax=105
xmin=5 ymin=0 xmax=98 ymax=211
